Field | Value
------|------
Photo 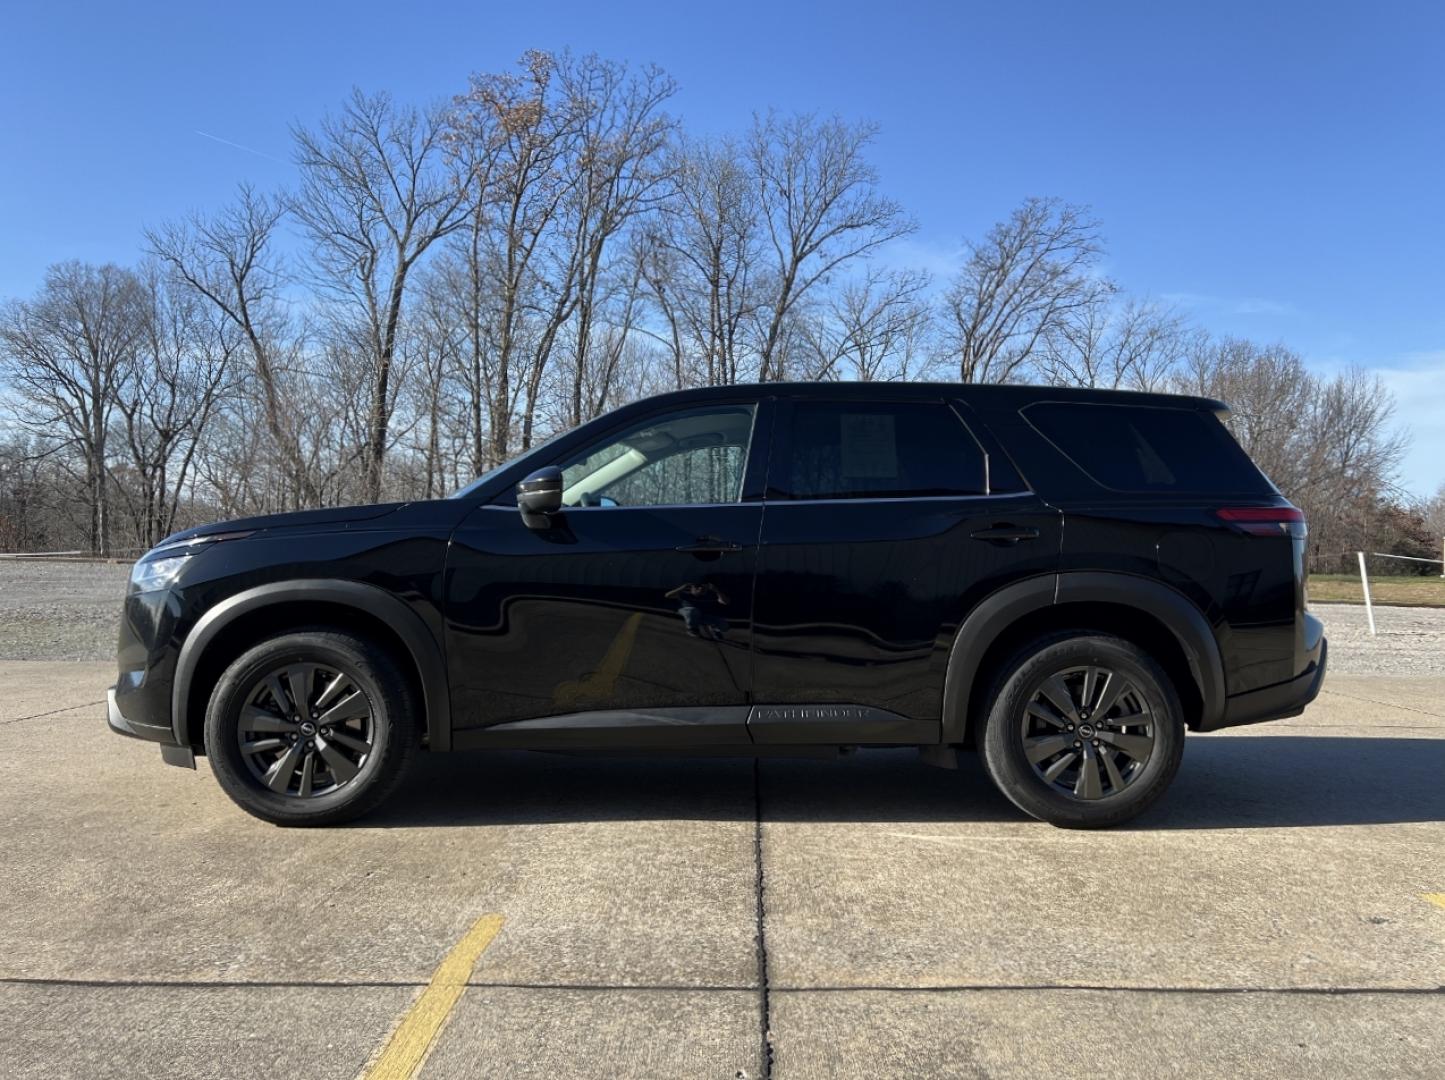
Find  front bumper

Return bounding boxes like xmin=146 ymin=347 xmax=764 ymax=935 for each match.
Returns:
xmin=1209 ymin=636 xmax=1328 ymax=732
xmin=107 ymin=687 xmax=195 ymax=768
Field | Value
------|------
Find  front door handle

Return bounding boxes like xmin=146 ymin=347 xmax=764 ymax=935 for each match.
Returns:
xmin=676 ymin=536 xmax=744 ymax=554
xmin=970 ymin=524 xmax=1041 ymax=545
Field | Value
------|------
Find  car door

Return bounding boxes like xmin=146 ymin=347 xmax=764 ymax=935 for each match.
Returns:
xmin=749 ymin=396 xmax=1061 ymax=743
xmin=445 ymin=397 xmax=770 ymax=748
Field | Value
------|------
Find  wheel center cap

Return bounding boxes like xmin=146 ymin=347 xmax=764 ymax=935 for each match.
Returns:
xmin=299 ymin=721 xmax=317 ymax=737
xmin=1078 ymin=723 xmax=1096 ymax=740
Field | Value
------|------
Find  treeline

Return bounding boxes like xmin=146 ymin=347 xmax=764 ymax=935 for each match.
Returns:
xmin=0 ymin=50 xmax=1435 ymax=569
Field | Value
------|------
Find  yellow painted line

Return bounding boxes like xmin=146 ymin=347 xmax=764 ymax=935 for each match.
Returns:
xmin=361 ymin=913 xmax=505 ymax=1080
xmin=1424 ymin=893 xmax=1445 ymax=912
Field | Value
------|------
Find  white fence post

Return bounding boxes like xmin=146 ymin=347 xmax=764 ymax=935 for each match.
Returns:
xmin=1357 ymin=551 xmax=1377 ymax=636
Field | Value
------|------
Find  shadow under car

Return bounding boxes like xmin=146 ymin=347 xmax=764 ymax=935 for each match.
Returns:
xmin=364 ymin=734 xmax=1445 ymax=831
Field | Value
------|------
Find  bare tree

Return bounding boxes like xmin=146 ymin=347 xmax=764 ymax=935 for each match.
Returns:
xmin=389 ymin=274 xmax=466 ymax=499
xmin=447 ymin=50 xmax=584 ymax=463
xmin=563 ymin=242 xmax=653 ymax=422
xmin=146 ymin=188 xmax=317 ymax=508
xmin=1038 ymin=297 xmax=1191 ymax=390
xmin=749 ymin=113 xmax=914 ymax=380
xmin=0 ymin=433 xmax=56 ymax=551
xmin=1176 ymin=338 xmax=1406 ymax=570
xmin=1307 ymin=366 xmax=1408 ymax=503
xmin=944 ymin=197 xmax=1113 ymax=383
xmin=551 ymin=55 xmax=677 ymax=426
xmin=1 ymin=53 xmax=1424 ymax=551
xmin=110 ymin=267 xmax=237 ymax=548
xmin=291 ymin=89 xmax=472 ymax=502
xmin=1176 ymin=338 xmax=1316 ymax=492
xmin=641 ymin=135 xmax=763 ymax=387
xmin=0 ymin=262 xmax=147 ymax=552
xmin=1424 ymin=483 xmax=1445 ymax=547
xmin=802 ymin=268 xmax=934 ymax=381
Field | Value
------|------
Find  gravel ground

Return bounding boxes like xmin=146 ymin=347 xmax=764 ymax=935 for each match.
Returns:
xmin=1308 ymin=601 xmax=1445 ymax=675
xmin=1 ymin=561 xmax=1442 ymax=675
xmin=0 ymin=561 xmax=130 ymax=662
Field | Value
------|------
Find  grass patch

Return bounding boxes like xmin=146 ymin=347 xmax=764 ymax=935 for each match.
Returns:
xmin=1309 ymin=573 xmax=1445 ymax=607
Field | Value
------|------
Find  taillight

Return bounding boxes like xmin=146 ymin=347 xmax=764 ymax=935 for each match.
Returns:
xmin=1216 ymin=506 xmax=1307 ymax=537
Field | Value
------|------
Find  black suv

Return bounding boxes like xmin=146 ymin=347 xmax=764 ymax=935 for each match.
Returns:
xmin=107 ymin=383 xmax=1326 ymax=828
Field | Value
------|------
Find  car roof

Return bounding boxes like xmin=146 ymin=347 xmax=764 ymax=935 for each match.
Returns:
xmin=627 ymin=381 xmax=1231 ymax=416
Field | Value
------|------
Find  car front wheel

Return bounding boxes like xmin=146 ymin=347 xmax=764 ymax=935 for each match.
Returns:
xmin=978 ymin=632 xmax=1185 ymax=828
xmin=204 ymin=628 xmax=417 ymax=826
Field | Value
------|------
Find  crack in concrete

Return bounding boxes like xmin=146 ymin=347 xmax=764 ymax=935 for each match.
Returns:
xmin=752 ymin=757 xmax=775 ymax=1080
xmin=1320 ymin=688 xmax=1445 ymax=719
xmin=1 ymin=699 xmax=105 ymax=725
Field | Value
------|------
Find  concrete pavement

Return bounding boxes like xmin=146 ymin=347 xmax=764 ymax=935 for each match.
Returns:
xmin=1 ymin=660 xmax=1442 ymax=1078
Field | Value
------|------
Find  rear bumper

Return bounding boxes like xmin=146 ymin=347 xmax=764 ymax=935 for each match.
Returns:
xmin=107 ymin=687 xmax=195 ymax=768
xmin=1207 ymin=633 xmax=1327 ymax=732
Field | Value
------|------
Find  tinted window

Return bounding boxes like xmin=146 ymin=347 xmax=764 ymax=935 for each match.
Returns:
xmin=1024 ymin=403 xmax=1273 ymax=494
xmin=775 ymin=401 xmax=987 ymax=500
xmin=558 ymin=404 xmax=756 ymax=507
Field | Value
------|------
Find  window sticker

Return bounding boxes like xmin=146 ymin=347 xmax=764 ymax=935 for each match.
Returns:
xmin=839 ymin=412 xmax=898 ymax=478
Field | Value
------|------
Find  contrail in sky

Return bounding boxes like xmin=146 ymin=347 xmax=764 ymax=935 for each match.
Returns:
xmin=195 ymin=130 xmax=285 ymax=163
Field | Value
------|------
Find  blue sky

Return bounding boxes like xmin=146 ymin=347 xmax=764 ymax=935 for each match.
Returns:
xmin=4 ymin=0 xmax=1443 ymax=495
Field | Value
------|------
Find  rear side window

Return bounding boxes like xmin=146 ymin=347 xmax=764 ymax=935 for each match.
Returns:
xmin=1024 ymin=402 xmax=1273 ymax=494
xmin=774 ymin=401 xmax=987 ymax=500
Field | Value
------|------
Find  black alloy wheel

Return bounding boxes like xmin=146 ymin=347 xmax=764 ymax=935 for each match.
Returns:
xmin=205 ymin=629 xmax=417 ymax=826
xmin=1019 ymin=665 xmax=1157 ymax=801
xmin=979 ymin=632 xmax=1185 ymax=829
xmin=237 ymin=662 xmax=377 ymax=798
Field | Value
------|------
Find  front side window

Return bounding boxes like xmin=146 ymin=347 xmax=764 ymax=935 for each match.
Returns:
xmin=557 ymin=404 xmax=757 ymax=508
xmin=773 ymin=401 xmax=988 ymax=500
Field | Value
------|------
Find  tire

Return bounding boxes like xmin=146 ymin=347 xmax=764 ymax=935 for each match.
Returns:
xmin=204 ymin=628 xmax=418 ymax=826
xmin=978 ymin=632 xmax=1185 ymax=829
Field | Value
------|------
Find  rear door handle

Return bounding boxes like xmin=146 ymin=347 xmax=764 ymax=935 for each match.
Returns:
xmin=676 ymin=536 xmax=744 ymax=554
xmin=970 ymin=524 xmax=1040 ymax=544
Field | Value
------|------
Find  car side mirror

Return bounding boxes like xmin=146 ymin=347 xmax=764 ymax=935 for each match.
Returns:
xmin=517 ymin=467 xmax=563 ymax=527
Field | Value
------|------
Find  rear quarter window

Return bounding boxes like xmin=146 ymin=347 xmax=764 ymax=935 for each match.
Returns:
xmin=1023 ymin=402 xmax=1274 ymax=495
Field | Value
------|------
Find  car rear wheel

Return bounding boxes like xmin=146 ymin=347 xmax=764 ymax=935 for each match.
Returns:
xmin=978 ymin=632 xmax=1185 ymax=828
xmin=204 ymin=629 xmax=417 ymax=826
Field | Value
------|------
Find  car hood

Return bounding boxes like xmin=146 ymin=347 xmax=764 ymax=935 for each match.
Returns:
xmin=160 ymin=503 xmax=411 ymax=546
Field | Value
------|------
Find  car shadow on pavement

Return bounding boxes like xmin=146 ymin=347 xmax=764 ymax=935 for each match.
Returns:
xmin=1142 ymin=734 xmax=1445 ymax=830
xmin=366 ymin=734 xmax=1445 ymax=831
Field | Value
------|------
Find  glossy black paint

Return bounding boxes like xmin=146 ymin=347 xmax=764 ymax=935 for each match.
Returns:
xmin=446 ymin=502 xmax=762 ymax=733
xmin=968 ymin=395 xmax=1317 ymax=706
xmin=1055 ymin=501 xmax=1304 ymax=695
xmin=108 ymin=381 xmax=1325 ymax=766
xmin=112 ymin=499 xmax=465 ymax=751
xmin=751 ymin=492 xmax=1060 ymax=719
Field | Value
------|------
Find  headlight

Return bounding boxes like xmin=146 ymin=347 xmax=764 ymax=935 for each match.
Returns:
xmin=128 ymin=529 xmax=254 ymax=594
xmin=129 ymin=553 xmax=193 ymax=594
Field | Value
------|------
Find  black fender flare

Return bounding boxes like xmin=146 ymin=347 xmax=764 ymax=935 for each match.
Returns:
xmin=940 ymin=571 xmax=1225 ymax=742
xmin=171 ymin=579 xmax=451 ymax=751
